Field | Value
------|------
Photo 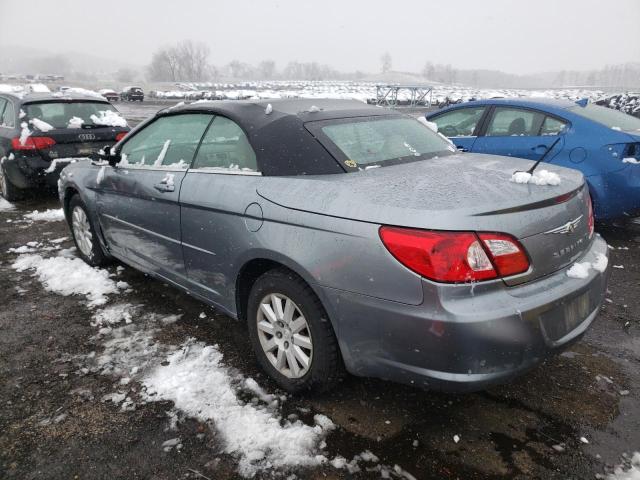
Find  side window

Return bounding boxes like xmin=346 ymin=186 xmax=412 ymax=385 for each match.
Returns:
xmin=192 ymin=116 xmax=258 ymax=172
xmin=120 ymin=113 xmax=213 ymax=168
xmin=1 ymin=102 xmax=16 ymax=128
xmin=430 ymin=107 xmax=486 ymax=137
xmin=540 ymin=116 xmax=567 ymax=136
xmin=0 ymin=98 xmax=8 ymax=127
xmin=486 ymin=107 xmax=545 ymax=137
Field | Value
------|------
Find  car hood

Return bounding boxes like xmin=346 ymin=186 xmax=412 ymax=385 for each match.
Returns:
xmin=257 ymin=153 xmax=586 ymax=239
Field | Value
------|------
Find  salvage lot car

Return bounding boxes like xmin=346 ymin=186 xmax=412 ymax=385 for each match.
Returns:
xmin=58 ymin=99 xmax=610 ymax=393
xmin=427 ymin=98 xmax=640 ymax=222
xmin=0 ymin=92 xmax=129 ymax=200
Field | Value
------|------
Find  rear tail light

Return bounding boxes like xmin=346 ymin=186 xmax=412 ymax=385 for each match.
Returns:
xmin=115 ymin=132 xmax=127 ymax=141
xmin=586 ymin=193 xmax=595 ymax=238
xmin=379 ymin=226 xmax=530 ymax=283
xmin=11 ymin=136 xmax=56 ymax=151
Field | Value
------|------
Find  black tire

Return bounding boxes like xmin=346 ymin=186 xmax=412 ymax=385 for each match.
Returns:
xmin=247 ymin=268 xmax=343 ymax=393
xmin=67 ymin=195 xmax=111 ymax=267
xmin=0 ymin=163 xmax=24 ymax=201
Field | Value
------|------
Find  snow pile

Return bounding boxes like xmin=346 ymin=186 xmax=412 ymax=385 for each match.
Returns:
xmin=53 ymin=87 xmax=105 ymax=99
xmin=30 ymin=118 xmax=54 ymax=132
xmin=44 ymin=158 xmax=79 ymax=174
xmin=68 ymin=116 xmax=84 ymax=128
xmin=23 ymin=208 xmax=65 ymax=222
xmin=0 ymin=197 xmax=15 ymax=211
xmin=511 ymin=169 xmax=561 ymax=186
xmin=416 ymin=116 xmax=438 ymax=132
xmin=623 ymin=157 xmax=640 ymax=164
xmin=143 ymin=341 xmax=331 ymax=476
xmin=90 ymin=110 xmax=128 ymax=128
xmin=567 ymin=253 xmax=608 ymax=279
xmin=12 ymin=254 xmax=127 ymax=307
xmin=19 ymin=122 xmax=31 ymax=146
xmin=607 ymin=452 xmax=640 ymax=480
xmin=265 ymin=103 xmax=273 ymax=115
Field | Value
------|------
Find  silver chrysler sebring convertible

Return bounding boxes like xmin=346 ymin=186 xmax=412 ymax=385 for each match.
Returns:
xmin=58 ymin=99 xmax=610 ymax=393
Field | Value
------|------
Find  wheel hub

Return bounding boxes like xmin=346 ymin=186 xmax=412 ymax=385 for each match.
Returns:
xmin=256 ymin=293 xmax=313 ymax=378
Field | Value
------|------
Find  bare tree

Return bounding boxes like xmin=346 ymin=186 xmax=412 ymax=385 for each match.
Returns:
xmin=257 ymin=60 xmax=276 ymax=79
xmin=381 ymin=52 xmax=392 ymax=74
xmin=147 ymin=41 xmax=211 ymax=82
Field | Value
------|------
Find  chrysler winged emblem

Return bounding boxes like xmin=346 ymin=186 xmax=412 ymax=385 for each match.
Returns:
xmin=544 ymin=215 xmax=583 ymax=235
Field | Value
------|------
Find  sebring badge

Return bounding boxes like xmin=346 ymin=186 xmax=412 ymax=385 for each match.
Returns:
xmin=544 ymin=215 xmax=583 ymax=235
xmin=78 ymin=133 xmax=96 ymax=141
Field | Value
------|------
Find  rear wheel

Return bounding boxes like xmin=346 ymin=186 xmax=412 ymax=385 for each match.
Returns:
xmin=247 ymin=268 xmax=343 ymax=393
xmin=0 ymin=163 xmax=23 ymax=201
xmin=68 ymin=195 xmax=110 ymax=266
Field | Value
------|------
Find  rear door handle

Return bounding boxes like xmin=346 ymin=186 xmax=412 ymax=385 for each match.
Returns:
xmin=531 ymin=144 xmax=549 ymax=151
xmin=456 ymin=146 xmax=468 ymax=152
xmin=154 ymin=182 xmax=175 ymax=193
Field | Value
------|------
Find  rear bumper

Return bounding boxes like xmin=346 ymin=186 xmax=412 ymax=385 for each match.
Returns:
xmin=4 ymin=153 xmax=88 ymax=189
xmin=318 ymin=234 xmax=610 ymax=392
xmin=588 ymin=165 xmax=640 ymax=221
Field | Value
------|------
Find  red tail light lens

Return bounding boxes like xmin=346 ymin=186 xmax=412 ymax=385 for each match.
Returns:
xmin=586 ymin=194 xmax=595 ymax=238
xmin=379 ymin=226 xmax=529 ymax=283
xmin=477 ymin=233 xmax=530 ymax=277
xmin=11 ymin=136 xmax=56 ymax=151
xmin=115 ymin=132 xmax=127 ymax=141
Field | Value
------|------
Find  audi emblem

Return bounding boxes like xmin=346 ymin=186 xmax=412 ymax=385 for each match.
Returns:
xmin=78 ymin=133 xmax=96 ymax=141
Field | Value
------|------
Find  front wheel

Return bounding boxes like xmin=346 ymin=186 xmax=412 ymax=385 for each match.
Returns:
xmin=247 ymin=268 xmax=343 ymax=393
xmin=68 ymin=195 xmax=110 ymax=266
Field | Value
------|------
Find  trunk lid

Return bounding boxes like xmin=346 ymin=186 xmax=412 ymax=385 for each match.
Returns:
xmin=257 ymin=154 xmax=592 ymax=284
xmin=29 ymin=127 xmax=126 ymax=161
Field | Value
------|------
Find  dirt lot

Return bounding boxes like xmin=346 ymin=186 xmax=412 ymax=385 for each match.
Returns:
xmin=1 ymin=193 xmax=639 ymax=480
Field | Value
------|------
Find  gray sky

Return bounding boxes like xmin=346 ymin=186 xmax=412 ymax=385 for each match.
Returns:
xmin=1 ymin=0 xmax=638 ymax=74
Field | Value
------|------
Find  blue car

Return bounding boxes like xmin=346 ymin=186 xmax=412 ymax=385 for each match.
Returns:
xmin=426 ymin=98 xmax=640 ymax=221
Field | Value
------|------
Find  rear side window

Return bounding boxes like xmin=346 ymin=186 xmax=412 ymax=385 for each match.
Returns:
xmin=568 ymin=103 xmax=640 ymax=131
xmin=120 ymin=113 xmax=213 ymax=168
xmin=24 ymin=102 xmax=124 ymax=129
xmin=193 ymin=116 xmax=258 ymax=172
xmin=1 ymin=101 xmax=15 ymax=128
xmin=540 ymin=116 xmax=567 ymax=136
xmin=0 ymin=98 xmax=10 ymax=128
xmin=486 ymin=107 xmax=545 ymax=137
xmin=430 ymin=107 xmax=485 ymax=137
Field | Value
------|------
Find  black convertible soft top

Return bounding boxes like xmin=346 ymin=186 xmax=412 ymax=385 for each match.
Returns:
xmin=156 ymin=98 xmax=397 ymax=176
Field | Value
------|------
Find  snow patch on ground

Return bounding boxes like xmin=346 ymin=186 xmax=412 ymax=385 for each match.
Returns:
xmin=511 ymin=169 xmax=561 ymax=186
xmin=23 ymin=209 xmax=65 ymax=222
xmin=607 ymin=452 xmax=640 ymax=480
xmin=11 ymin=254 xmax=126 ymax=307
xmin=0 ymin=197 xmax=15 ymax=211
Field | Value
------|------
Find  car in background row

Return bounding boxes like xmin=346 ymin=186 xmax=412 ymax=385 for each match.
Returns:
xmin=99 ymin=89 xmax=120 ymax=102
xmin=427 ymin=98 xmax=640 ymax=222
xmin=58 ymin=99 xmax=609 ymax=393
xmin=0 ymin=92 xmax=130 ymax=200
xmin=120 ymin=86 xmax=144 ymax=102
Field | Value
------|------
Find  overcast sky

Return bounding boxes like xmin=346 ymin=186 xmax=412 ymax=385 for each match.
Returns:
xmin=1 ymin=0 xmax=638 ymax=74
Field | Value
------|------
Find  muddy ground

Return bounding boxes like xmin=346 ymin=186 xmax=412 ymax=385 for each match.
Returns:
xmin=1 ymin=195 xmax=639 ymax=480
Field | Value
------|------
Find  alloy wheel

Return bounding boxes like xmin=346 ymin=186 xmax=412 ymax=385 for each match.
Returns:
xmin=256 ymin=293 xmax=313 ymax=378
xmin=72 ymin=206 xmax=93 ymax=258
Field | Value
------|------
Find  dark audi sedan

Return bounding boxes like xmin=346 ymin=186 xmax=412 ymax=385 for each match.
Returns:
xmin=58 ymin=99 xmax=610 ymax=393
xmin=0 ymin=92 xmax=130 ymax=200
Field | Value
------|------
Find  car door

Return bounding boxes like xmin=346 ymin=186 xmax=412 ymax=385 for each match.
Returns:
xmin=0 ymin=97 xmax=13 ymax=157
xmin=472 ymin=106 xmax=567 ymax=160
xmin=179 ymin=115 xmax=262 ymax=312
xmin=96 ymin=113 xmax=213 ymax=283
xmin=427 ymin=106 xmax=487 ymax=152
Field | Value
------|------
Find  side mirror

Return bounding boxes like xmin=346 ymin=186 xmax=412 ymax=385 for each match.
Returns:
xmin=94 ymin=146 xmax=121 ymax=167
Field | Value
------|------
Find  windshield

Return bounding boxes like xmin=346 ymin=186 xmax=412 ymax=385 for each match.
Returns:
xmin=24 ymin=101 xmax=122 ymax=129
xmin=315 ymin=116 xmax=456 ymax=169
xmin=568 ymin=103 xmax=640 ymax=131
